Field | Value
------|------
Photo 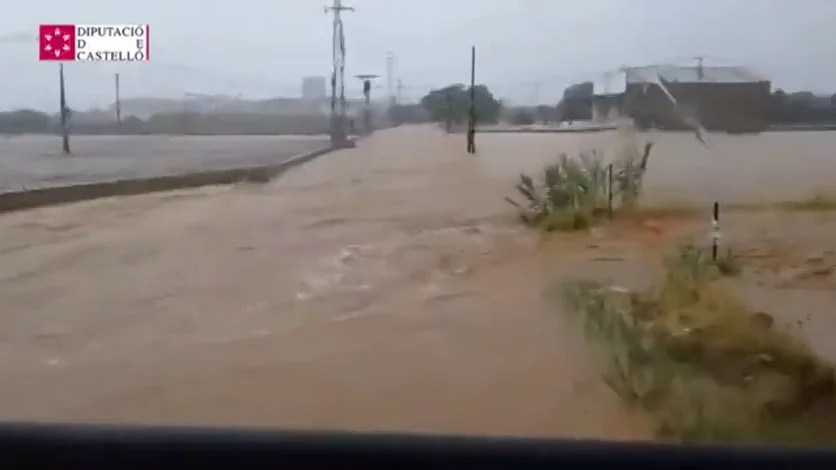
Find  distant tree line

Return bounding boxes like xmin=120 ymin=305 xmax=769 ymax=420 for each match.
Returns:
xmin=5 ymin=84 xmax=835 ymax=135
xmin=414 ymin=81 xmax=582 ymax=128
xmin=386 ymin=103 xmax=431 ymax=126
xmin=557 ymin=81 xmax=594 ymax=121
xmin=505 ymin=105 xmax=562 ymax=126
xmin=769 ymin=90 xmax=836 ymax=124
xmin=413 ymin=81 xmax=591 ymax=127
xmin=0 ymin=109 xmax=54 ymax=134
xmin=419 ymin=84 xmax=502 ymax=127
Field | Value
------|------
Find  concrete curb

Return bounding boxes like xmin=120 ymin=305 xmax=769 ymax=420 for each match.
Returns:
xmin=477 ymin=125 xmax=836 ymax=135
xmin=0 ymin=145 xmax=341 ymax=215
xmin=765 ymin=124 xmax=836 ymax=132
xmin=476 ymin=127 xmax=617 ymax=134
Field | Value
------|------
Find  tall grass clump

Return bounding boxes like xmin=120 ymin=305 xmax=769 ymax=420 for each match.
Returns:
xmin=505 ymin=141 xmax=653 ymax=232
xmin=776 ymin=192 xmax=836 ymax=212
xmin=559 ymin=244 xmax=836 ymax=444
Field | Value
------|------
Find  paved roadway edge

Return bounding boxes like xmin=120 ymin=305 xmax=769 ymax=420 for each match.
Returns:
xmin=0 ymin=143 xmax=347 ymax=215
xmin=476 ymin=124 xmax=836 ymax=134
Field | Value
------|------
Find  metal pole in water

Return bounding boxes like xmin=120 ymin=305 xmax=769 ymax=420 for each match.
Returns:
xmin=466 ymin=45 xmax=476 ymax=154
xmin=607 ymin=164 xmax=614 ymax=219
xmin=115 ymin=73 xmax=122 ymax=127
xmin=58 ymin=63 xmax=71 ymax=155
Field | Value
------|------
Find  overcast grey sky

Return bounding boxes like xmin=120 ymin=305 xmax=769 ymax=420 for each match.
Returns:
xmin=2 ymin=0 xmax=835 ymax=111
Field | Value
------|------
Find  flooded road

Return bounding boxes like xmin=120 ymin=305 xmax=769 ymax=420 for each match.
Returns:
xmin=0 ymin=135 xmax=330 ymax=191
xmin=0 ymin=126 xmax=647 ymax=439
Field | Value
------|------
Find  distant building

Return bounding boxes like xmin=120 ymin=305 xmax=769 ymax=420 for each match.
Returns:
xmin=591 ymin=65 xmax=771 ymax=132
xmin=301 ymin=76 xmax=328 ymax=101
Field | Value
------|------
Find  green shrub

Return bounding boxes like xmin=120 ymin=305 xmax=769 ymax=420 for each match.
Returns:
xmin=505 ymin=143 xmax=653 ymax=231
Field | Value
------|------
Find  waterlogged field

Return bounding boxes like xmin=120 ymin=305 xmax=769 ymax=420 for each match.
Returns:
xmin=0 ymin=126 xmax=833 ymax=442
xmin=0 ymin=134 xmax=331 ymax=192
xmin=478 ymin=129 xmax=836 ymax=206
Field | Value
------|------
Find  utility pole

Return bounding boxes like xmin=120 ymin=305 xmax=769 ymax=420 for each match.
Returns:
xmin=530 ymin=81 xmax=541 ymax=106
xmin=114 ymin=73 xmax=122 ymax=127
xmin=385 ymin=51 xmax=396 ymax=108
xmin=396 ymin=79 xmax=403 ymax=105
xmin=325 ymin=0 xmax=354 ymax=148
xmin=58 ymin=63 xmax=70 ymax=155
xmin=444 ymin=90 xmax=453 ymax=134
xmin=695 ymin=55 xmax=706 ymax=81
xmin=355 ymin=74 xmax=379 ymax=135
xmin=466 ymin=45 xmax=476 ymax=154
xmin=602 ymin=71 xmax=614 ymax=95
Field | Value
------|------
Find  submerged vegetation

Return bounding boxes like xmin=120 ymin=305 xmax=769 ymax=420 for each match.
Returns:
xmin=513 ymin=131 xmax=836 ymax=444
xmin=560 ymin=244 xmax=836 ymax=444
xmin=505 ymin=142 xmax=653 ymax=231
xmin=776 ymin=193 xmax=836 ymax=212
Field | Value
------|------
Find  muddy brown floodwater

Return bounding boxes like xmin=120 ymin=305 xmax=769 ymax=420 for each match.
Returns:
xmin=2 ymin=126 xmax=835 ymax=439
xmin=0 ymin=126 xmax=648 ymax=439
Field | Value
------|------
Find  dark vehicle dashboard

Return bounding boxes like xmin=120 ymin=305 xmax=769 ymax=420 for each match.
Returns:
xmin=0 ymin=422 xmax=832 ymax=469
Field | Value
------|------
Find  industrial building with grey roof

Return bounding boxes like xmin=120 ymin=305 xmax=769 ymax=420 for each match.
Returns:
xmin=592 ymin=64 xmax=771 ymax=132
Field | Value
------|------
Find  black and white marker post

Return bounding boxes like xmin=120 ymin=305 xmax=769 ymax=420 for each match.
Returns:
xmin=711 ymin=202 xmax=720 ymax=261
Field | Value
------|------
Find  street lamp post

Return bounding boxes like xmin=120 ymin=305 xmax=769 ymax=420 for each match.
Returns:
xmin=355 ymin=74 xmax=378 ymax=135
